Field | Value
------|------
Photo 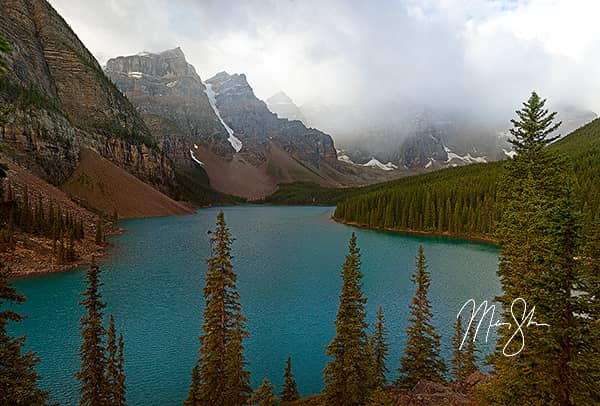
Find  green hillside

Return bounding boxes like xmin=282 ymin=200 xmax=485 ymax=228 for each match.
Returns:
xmin=265 ymin=118 xmax=600 ymax=239
xmin=332 ymin=117 xmax=600 ymax=239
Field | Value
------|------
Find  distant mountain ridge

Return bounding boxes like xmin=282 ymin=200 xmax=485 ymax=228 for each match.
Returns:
xmin=204 ymin=72 xmax=337 ymax=167
xmin=300 ymin=102 xmax=597 ymax=171
xmin=266 ymin=91 xmax=306 ymax=123
xmin=106 ymin=50 xmax=396 ymax=199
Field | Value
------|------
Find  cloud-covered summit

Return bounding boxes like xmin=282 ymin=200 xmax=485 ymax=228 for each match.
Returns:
xmin=49 ymin=0 xmax=600 ymax=122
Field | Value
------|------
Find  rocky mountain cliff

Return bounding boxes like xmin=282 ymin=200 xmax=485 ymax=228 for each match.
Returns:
xmin=105 ymin=49 xmax=387 ymax=199
xmin=0 ymin=0 xmax=176 ymax=198
xmin=205 ymin=71 xmax=338 ymax=167
xmin=105 ymin=48 xmax=234 ymax=167
xmin=302 ymin=101 xmax=597 ymax=172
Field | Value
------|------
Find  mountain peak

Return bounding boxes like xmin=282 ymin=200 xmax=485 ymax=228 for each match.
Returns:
xmin=266 ymin=91 xmax=306 ymax=123
xmin=159 ymin=46 xmax=186 ymax=59
xmin=106 ymin=47 xmax=196 ymax=78
xmin=267 ymin=91 xmax=293 ymax=105
xmin=206 ymin=72 xmax=253 ymax=98
xmin=207 ymin=71 xmax=247 ymax=84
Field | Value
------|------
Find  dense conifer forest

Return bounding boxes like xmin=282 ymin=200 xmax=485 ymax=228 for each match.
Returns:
xmin=0 ymin=184 xmax=87 ymax=263
xmin=333 ymin=116 xmax=600 ymax=238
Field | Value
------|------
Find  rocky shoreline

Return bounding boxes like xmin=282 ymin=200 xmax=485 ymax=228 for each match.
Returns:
xmin=4 ymin=228 xmax=118 ymax=278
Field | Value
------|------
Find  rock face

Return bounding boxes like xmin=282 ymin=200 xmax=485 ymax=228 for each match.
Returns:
xmin=303 ymin=99 xmax=598 ymax=173
xmin=105 ymin=49 xmax=349 ymax=198
xmin=397 ymin=130 xmax=448 ymax=168
xmin=0 ymin=0 xmax=176 ymax=195
xmin=205 ymin=71 xmax=338 ymax=167
xmin=266 ymin=91 xmax=306 ymax=123
xmin=388 ymin=375 xmax=487 ymax=405
xmin=105 ymin=48 xmax=233 ymax=167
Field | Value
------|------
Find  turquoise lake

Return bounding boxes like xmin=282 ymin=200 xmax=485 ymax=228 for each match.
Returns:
xmin=11 ymin=206 xmax=501 ymax=405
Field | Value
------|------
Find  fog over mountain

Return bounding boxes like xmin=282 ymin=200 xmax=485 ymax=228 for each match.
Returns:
xmin=49 ymin=0 xmax=599 ymax=156
xmin=48 ymin=1 xmax=600 ymax=105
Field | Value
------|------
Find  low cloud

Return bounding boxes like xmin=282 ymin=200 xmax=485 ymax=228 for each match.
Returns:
xmin=49 ymin=0 xmax=600 ymax=123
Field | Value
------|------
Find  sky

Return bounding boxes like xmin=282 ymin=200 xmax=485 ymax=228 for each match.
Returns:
xmin=49 ymin=0 xmax=600 ymax=120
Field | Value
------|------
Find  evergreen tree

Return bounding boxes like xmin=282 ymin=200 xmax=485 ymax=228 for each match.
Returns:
xmin=0 ymin=263 xmax=50 ymax=405
xmin=67 ymin=231 xmax=76 ymax=262
xmin=450 ymin=315 xmax=477 ymax=383
xmin=483 ymin=92 xmax=596 ymax=405
xmin=508 ymin=91 xmax=561 ymax=154
xmin=106 ymin=314 xmax=126 ymax=405
xmin=106 ymin=315 xmax=118 ymax=400
xmin=188 ymin=211 xmax=251 ymax=405
xmin=280 ymin=355 xmax=300 ymax=402
xmin=572 ymin=221 xmax=600 ymax=404
xmin=372 ymin=306 xmax=389 ymax=388
xmin=249 ymin=378 xmax=278 ymax=406
xmin=323 ymin=233 xmax=375 ymax=405
xmin=462 ymin=321 xmax=478 ymax=378
xmin=95 ymin=220 xmax=103 ymax=245
xmin=450 ymin=315 xmax=466 ymax=382
xmin=184 ymin=365 xmax=201 ymax=406
xmin=397 ymin=245 xmax=446 ymax=388
xmin=365 ymin=387 xmax=393 ymax=406
xmin=76 ymin=259 xmax=108 ymax=406
xmin=114 ymin=334 xmax=126 ymax=406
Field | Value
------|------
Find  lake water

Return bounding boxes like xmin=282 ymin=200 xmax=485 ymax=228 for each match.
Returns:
xmin=11 ymin=206 xmax=500 ymax=405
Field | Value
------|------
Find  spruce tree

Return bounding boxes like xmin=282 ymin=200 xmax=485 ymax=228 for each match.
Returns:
xmin=323 ymin=232 xmax=374 ymax=405
xmin=365 ymin=387 xmax=393 ymax=406
xmin=184 ymin=365 xmax=201 ymax=406
xmin=508 ymin=91 xmax=560 ymax=155
xmin=462 ymin=321 xmax=478 ymax=378
xmin=95 ymin=220 xmax=103 ymax=245
xmin=483 ymin=92 xmax=596 ymax=405
xmin=0 ymin=263 xmax=50 ymax=405
xmin=397 ymin=245 xmax=446 ymax=388
xmin=573 ymin=221 xmax=600 ymax=404
xmin=450 ymin=315 xmax=478 ymax=383
xmin=114 ymin=334 xmax=126 ymax=406
xmin=372 ymin=306 xmax=389 ymax=388
xmin=249 ymin=378 xmax=278 ymax=406
xmin=106 ymin=314 xmax=126 ymax=405
xmin=188 ymin=211 xmax=250 ymax=405
xmin=76 ymin=259 xmax=108 ymax=406
xmin=280 ymin=355 xmax=300 ymax=402
xmin=106 ymin=315 xmax=117 ymax=399
xmin=450 ymin=315 xmax=466 ymax=382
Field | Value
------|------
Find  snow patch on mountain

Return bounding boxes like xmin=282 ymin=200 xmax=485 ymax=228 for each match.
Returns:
xmin=337 ymin=151 xmax=397 ymax=171
xmin=363 ymin=158 xmax=398 ymax=171
xmin=204 ymin=82 xmax=243 ymax=152
xmin=337 ymin=150 xmax=356 ymax=165
xmin=425 ymin=158 xmax=434 ymax=169
xmin=128 ymin=71 xmax=143 ymax=79
xmin=190 ymin=150 xmax=204 ymax=166
xmin=443 ymin=146 xmax=487 ymax=164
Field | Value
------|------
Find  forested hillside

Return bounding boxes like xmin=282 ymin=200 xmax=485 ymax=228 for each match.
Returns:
xmin=332 ymin=117 xmax=600 ymax=239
